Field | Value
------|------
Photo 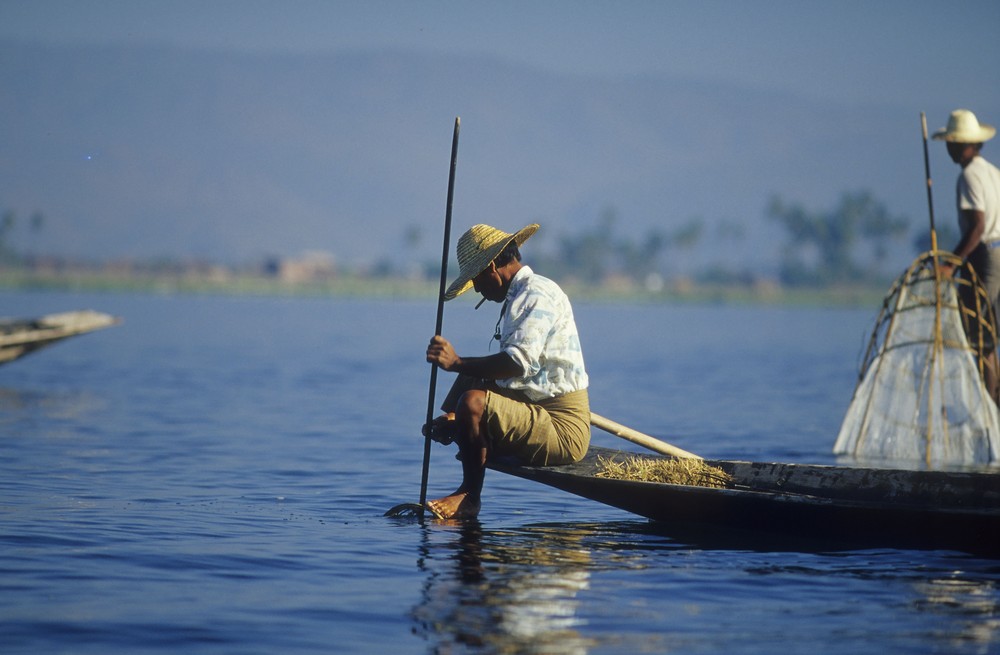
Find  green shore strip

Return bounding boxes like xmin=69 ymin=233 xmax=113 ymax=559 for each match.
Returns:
xmin=0 ymin=270 xmax=886 ymax=308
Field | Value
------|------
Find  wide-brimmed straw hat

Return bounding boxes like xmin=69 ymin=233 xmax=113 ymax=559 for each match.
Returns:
xmin=933 ymin=109 xmax=996 ymax=143
xmin=443 ymin=223 xmax=539 ymax=301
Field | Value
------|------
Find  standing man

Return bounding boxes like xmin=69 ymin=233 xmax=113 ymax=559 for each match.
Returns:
xmin=934 ymin=109 xmax=1000 ymax=399
xmin=424 ymin=223 xmax=590 ymax=520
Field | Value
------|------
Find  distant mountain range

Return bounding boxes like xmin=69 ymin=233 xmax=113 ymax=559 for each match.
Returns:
xmin=0 ymin=40 xmax=936 ymax=273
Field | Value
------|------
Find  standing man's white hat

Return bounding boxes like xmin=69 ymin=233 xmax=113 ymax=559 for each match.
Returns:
xmin=933 ymin=109 xmax=996 ymax=144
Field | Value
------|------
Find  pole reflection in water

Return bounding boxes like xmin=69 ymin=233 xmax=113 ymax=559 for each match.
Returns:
xmin=411 ymin=520 xmax=594 ymax=654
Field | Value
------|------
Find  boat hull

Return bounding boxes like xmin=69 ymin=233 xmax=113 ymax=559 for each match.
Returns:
xmin=488 ymin=446 xmax=1000 ymax=555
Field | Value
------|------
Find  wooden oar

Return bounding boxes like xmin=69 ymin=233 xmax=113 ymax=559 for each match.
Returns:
xmin=590 ymin=412 xmax=701 ymax=460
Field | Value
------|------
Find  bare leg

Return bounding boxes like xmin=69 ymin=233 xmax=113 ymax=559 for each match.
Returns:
xmin=427 ymin=389 xmax=487 ymax=519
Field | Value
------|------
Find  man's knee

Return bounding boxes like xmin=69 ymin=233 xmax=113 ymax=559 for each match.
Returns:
xmin=457 ymin=389 xmax=486 ymax=421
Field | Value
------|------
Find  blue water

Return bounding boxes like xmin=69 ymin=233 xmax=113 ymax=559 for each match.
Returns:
xmin=1 ymin=290 xmax=998 ymax=654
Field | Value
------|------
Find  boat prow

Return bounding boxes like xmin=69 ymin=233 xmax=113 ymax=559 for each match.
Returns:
xmin=0 ymin=310 xmax=121 ymax=365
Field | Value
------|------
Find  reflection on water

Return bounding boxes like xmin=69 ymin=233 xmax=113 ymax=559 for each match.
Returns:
xmin=411 ymin=519 xmax=1000 ymax=654
xmin=0 ymin=387 xmax=107 ymax=422
xmin=412 ymin=521 xmax=596 ymax=654
xmin=912 ymin=576 xmax=1000 ymax=649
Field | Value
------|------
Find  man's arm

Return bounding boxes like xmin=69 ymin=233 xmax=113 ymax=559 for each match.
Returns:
xmin=954 ymin=209 xmax=987 ymax=260
xmin=426 ymin=335 xmax=524 ymax=379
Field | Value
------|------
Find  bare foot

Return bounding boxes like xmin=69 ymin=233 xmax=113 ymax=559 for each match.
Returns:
xmin=426 ymin=492 xmax=481 ymax=520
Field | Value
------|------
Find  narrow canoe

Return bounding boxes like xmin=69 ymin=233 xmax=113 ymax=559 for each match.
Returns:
xmin=488 ymin=445 xmax=1000 ymax=555
xmin=0 ymin=310 xmax=120 ymax=365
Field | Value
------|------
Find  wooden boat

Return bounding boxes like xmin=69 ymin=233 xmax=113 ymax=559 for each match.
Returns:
xmin=0 ymin=310 xmax=120 ymax=365
xmin=488 ymin=445 xmax=1000 ymax=556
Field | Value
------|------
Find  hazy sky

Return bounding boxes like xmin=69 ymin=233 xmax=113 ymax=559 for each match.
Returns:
xmin=2 ymin=0 xmax=999 ymax=110
xmin=2 ymin=0 xmax=999 ymax=266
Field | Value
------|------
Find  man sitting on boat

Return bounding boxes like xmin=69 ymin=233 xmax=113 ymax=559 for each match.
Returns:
xmin=424 ymin=222 xmax=591 ymax=520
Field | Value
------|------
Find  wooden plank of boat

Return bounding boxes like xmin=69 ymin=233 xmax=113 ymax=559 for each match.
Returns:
xmin=0 ymin=310 xmax=121 ymax=365
xmin=487 ymin=445 xmax=1000 ymax=555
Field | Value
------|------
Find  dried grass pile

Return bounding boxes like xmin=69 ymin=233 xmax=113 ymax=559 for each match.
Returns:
xmin=596 ymin=454 xmax=733 ymax=488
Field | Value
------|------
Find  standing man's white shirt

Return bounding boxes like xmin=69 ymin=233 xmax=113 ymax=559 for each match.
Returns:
xmin=958 ymin=155 xmax=1000 ymax=244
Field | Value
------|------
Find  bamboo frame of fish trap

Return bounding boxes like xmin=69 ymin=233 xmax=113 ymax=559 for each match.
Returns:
xmin=842 ymin=249 xmax=1000 ymax=465
xmin=859 ymin=251 xmax=999 ymax=404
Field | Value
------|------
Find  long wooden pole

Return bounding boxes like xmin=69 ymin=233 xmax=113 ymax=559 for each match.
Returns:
xmin=921 ymin=112 xmax=938 ymax=252
xmin=921 ymin=112 xmax=943 ymax=466
xmin=590 ymin=412 xmax=701 ymax=460
xmin=419 ymin=117 xmax=461 ymax=508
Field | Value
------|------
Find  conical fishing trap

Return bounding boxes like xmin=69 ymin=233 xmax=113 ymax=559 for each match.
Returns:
xmin=834 ymin=252 xmax=1000 ymax=466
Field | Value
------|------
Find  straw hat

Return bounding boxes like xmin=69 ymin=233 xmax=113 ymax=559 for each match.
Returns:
xmin=443 ymin=223 xmax=539 ymax=300
xmin=933 ymin=109 xmax=996 ymax=143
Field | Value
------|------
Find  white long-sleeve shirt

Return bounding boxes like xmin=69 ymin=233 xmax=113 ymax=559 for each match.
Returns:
xmin=496 ymin=266 xmax=589 ymax=401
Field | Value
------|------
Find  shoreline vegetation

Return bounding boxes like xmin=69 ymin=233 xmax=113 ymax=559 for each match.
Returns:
xmin=0 ymin=267 xmax=887 ymax=308
xmin=0 ymin=189 xmax=918 ymax=309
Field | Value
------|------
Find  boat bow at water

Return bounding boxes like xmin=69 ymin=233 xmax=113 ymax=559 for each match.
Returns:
xmin=0 ymin=310 xmax=121 ymax=365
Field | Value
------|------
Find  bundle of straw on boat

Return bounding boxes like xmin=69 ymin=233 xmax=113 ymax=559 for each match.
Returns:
xmin=596 ymin=454 xmax=733 ymax=488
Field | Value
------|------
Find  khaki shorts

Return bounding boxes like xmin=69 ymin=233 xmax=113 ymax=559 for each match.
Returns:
xmin=483 ymin=387 xmax=591 ymax=466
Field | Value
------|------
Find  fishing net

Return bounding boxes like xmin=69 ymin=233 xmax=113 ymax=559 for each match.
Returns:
xmin=834 ymin=251 xmax=1000 ymax=466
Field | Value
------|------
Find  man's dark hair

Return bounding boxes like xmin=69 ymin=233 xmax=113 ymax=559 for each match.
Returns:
xmin=493 ymin=241 xmax=522 ymax=268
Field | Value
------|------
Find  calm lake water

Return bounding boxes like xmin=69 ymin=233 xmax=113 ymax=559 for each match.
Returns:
xmin=1 ymin=289 xmax=998 ymax=654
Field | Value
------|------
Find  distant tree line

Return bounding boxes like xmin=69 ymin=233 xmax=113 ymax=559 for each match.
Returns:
xmin=766 ymin=191 xmax=911 ymax=286
xmin=3 ymin=189 xmax=942 ymax=289
xmin=530 ymin=189 xmax=919 ymax=289
xmin=0 ymin=209 xmax=45 ymax=265
xmin=530 ymin=207 xmax=712 ymax=287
